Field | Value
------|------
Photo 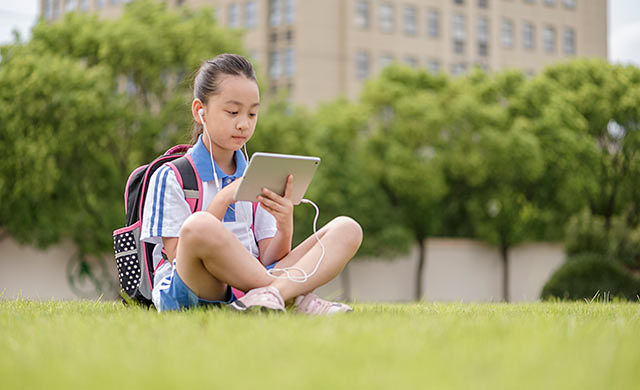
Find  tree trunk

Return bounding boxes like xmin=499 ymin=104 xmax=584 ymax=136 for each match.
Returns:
xmin=501 ymin=244 xmax=510 ymax=302
xmin=415 ymin=239 xmax=427 ymax=301
xmin=341 ymin=262 xmax=352 ymax=301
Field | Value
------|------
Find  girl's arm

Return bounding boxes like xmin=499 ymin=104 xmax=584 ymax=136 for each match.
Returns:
xmin=205 ymin=179 xmax=243 ymax=221
xmin=256 ymin=175 xmax=294 ymax=266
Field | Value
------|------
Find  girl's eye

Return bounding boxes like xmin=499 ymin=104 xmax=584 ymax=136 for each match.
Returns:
xmin=249 ymin=113 xmax=257 ymax=117
xmin=227 ymin=111 xmax=238 ymax=115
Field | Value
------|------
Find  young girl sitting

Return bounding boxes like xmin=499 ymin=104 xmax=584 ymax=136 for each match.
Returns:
xmin=141 ymin=54 xmax=363 ymax=314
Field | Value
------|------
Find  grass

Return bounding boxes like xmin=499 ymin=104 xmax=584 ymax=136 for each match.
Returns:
xmin=1 ymin=300 xmax=639 ymax=389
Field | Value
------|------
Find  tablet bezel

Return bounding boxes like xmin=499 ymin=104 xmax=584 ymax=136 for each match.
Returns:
xmin=233 ymin=152 xmax=321 ymax=205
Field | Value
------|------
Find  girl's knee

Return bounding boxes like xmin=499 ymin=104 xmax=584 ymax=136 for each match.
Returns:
xmin=179 ymin=211 xmax=225 ymax=246
xmin=331 ymin=216 xmax=363 ymax=248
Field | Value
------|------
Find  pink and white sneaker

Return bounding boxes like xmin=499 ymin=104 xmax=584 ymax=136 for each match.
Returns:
xmin=293 ymin=293 xmax=353 ymax=315
xmin=229 ymin=286 xmax=286 ymax=312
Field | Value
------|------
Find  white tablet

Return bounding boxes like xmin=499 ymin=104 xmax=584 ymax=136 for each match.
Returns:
xmin=234 ymin=152 xmax=321 ymax=205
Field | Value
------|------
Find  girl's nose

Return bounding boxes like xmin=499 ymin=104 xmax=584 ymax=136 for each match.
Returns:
xmin=237 ymin=118 xmax=249 ymax=131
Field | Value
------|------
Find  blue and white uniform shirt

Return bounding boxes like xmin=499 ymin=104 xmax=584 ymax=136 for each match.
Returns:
xmin=140 ymin=135 xmax=277 ymax=280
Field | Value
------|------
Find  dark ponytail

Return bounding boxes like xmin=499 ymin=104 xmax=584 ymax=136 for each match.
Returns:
xmin=190 ymin=53 xmax=257 ymax=144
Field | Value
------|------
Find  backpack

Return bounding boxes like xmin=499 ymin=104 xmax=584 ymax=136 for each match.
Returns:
xmin=112 ymin=144 xmax=257 ymax=306
xmin=112 ymin=144 xmax=202 ymax=306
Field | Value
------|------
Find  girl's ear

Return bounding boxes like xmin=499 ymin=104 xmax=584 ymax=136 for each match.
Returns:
xmin=191 ymin=99 xmax=205 ymax=124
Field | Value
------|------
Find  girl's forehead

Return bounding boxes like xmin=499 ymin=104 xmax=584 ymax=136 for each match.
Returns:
xmin=214 ymin=75 xmax=260 ymax=105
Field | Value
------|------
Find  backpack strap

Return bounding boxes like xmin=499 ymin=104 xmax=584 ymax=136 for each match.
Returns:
xmin=167 ymin=155 xmax=203 ymax=213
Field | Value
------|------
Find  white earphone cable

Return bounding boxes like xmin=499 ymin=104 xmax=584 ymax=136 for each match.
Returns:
xmin=266 ymin=198 xmax=324 ymax=283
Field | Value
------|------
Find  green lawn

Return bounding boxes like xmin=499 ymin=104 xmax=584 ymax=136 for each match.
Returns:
xmin=1 ymin=300 xmax=639 ymax=389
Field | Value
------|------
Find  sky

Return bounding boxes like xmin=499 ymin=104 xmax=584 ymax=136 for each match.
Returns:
xmin=0 ymin=0 xmax=639 ymax=66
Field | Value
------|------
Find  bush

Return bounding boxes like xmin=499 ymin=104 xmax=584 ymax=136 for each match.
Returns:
xmin=541 ymin=253 xmax=640 ymax=300
xmin=565 ymin=210 xmax=640 ymax=269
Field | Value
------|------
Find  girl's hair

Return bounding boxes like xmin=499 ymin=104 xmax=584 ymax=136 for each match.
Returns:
xmin=190 ymin=53 xmax=257 ymax=144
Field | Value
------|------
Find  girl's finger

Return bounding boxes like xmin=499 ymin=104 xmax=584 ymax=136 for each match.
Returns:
xmin=258 ymin=196 xmax=280 ymax=211
xmin=283 ymin=175 xmax=293 ymax=199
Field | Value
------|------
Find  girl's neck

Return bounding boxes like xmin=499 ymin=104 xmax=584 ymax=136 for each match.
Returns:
xmin=205 ymin=140 xmax=236 ymax=175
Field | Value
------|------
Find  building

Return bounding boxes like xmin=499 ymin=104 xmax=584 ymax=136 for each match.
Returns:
xmin=41 ymin=0 xmax=607 ymax=106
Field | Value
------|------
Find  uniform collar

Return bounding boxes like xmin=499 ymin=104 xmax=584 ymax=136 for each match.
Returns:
xmin=190 ymin=135 xmax=247 ymax=182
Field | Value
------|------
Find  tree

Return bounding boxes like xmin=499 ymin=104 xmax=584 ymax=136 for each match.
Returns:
xmin=360 ymin=65 xmax=449 ymax=300
xmin=0 ymin=0 xmax=246 ymax=296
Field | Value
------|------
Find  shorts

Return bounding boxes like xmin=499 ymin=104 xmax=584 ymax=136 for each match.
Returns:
xmin=153 ymin=265 xmax=236 ymax=312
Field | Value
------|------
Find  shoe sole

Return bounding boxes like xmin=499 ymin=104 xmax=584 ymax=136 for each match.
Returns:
xmin=228 ymin=301 xmax=285 ymax=313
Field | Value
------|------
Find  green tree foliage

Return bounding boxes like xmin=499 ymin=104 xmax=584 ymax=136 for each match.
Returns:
xmin=360 ymin=66 xmax=449 ymax=299
xmin=0 ymin=0 xmax=244 ymax=261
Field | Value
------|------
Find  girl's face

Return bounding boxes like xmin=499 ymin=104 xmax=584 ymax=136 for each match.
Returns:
xmin=195 ymin=75 xmax=260 ymax=154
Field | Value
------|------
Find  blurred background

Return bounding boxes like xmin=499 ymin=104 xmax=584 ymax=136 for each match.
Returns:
xmin=0 ymin=0 xmax=639 ymax=303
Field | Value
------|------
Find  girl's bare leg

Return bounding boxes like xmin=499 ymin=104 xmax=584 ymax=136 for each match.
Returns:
xmin=174 ymin=211 xmax=272 ymax=301
xmin=268 ymin=216 xmax=363 ymax=301
xmin=175 ymin=212 xmax=362 ymax=302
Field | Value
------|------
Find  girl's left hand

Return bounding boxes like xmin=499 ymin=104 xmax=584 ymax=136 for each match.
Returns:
xmin=257 ymin=175 xmax=294 ymax=234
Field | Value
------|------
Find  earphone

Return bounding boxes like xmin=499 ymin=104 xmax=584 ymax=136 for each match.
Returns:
xmin=197 ymin=106 xmax=324 ymax=283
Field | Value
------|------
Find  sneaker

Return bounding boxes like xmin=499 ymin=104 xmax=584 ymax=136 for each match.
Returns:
xmin=293 ymin=293 xmax=353 ymax=315
xmin=229 ymin=286 xmax=286 ymax=312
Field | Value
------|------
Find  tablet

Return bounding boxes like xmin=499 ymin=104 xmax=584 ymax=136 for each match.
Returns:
xmin=234 ymin=152 xmax=321 ymax=205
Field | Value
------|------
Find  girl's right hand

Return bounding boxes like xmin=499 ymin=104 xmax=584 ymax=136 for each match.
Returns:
xmin=216 ymin=178 xmax=243 ymax=206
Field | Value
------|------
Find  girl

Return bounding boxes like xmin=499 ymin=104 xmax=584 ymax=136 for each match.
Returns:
xmin=141 ymin=54 xmax=362 ymax=314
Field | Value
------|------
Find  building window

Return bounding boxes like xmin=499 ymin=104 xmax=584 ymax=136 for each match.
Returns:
xmin=427 ymin=59 xmax=440 ymax=73
xmin=454 ymin=0 xmax=464 ymax=5
xmin=65 ymin=0 xmax=77 ymax=12
xmin=562 ymin=0 xmax=575 ymax=9
xmin=501 ymin=19 xmax=514 ymax=48
xmin=110 ymin=0 xmax=120 ymax=5
xmin=286 ymin=30 xmax=294 ymax=40
xmin=228 ymin=3 xmax=240 ymax=28
xmin=404 ymin=6 xmax=417 ymax=35
xmin=52 ymin=0 xmax=61 ymax=18
xmin=543 ymin=0 xmax=556 ymax=6
xmin=563 ymin=27 xmax=575 ymax=54
xmin=543 ymin=25 xmax=556 ymax=52
xmin=524 ymin=0 xmax=536 ymax=3
xmin=95 ymin=0 xmax=104 ymax=9
xmin=477 ymin=17 xmax=489 ymax=56
xmin=379 ymin=3 xmax=394 ymax=33
xmin=284 ymin=48 xmax=296 ymax=76
xmin=284 ymin=0 xmax=296 ymax=24
xmin=79 ymin=0 xmax=89 ymax=11
xmin=379 ymin=54 xmax=394 ymax=70
xmin=269 ymin=51 xmax=281 ymax=79
xmin=453 ymin=14 xmax=466 ymax=54
xmin=451 ymin=63 xmax=467 ymax=76
xmin=245 ymin=1 xmax=257 ymax=29
xmin=478 ymin=0 xmax=488 ymax=8
xmin=269 ymin=0 xmax=282 ymax=26
xmin=427 ymin=9 xmax=439 ymax=38
xmin=356 ymin=51 xmax=370 ymax=80
xmin=44 ymin=0 xmax=53 ymax=19
xmin=523 ymin=22 xmax=535 ymax=50
xmin=404 ymin=56 xmax=418 ymax=68
xmin=355 ymin=0 xmax=370 ymax=29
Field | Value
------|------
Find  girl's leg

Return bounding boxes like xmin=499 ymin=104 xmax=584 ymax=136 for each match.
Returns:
xmin=174 ymin=211 xmax=272 ymax=301
xmin=267 ymin=216 xmax=363 ymax=301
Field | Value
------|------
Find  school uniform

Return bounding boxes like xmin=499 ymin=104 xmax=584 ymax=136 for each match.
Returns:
xmin=140 ymin=135 xmax=277 ymax=311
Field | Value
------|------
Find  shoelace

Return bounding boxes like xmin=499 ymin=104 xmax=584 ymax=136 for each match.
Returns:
xmin=248 ymin=288 xmax=283 ymax=308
